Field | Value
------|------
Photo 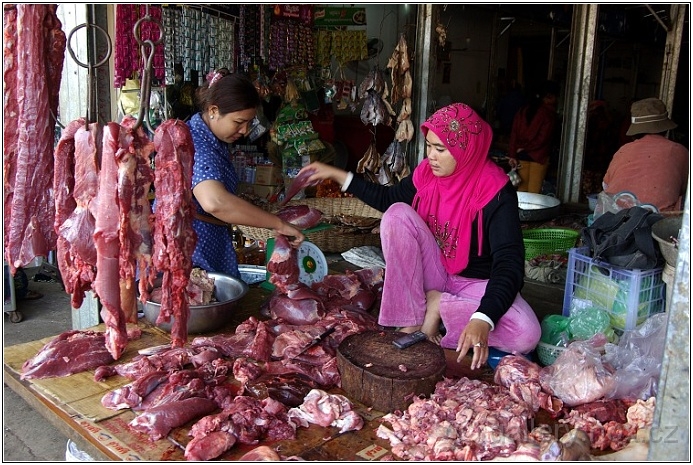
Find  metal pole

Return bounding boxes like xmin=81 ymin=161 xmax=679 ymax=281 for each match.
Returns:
xmin=556 ymin=4 xmax=598 ymax=205
xmin=659 ymin=4 xmax=686 ymax=114
xmin=649 ymin=177 xmax=691 ymax=461
xmin=412 ymin=4 xmax=435 ymax=165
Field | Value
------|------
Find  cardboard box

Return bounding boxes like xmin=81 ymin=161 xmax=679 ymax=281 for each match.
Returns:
xmin=238 ymin=182 xmax=279 ymax=200
xmin=254 ymin=165 xmax=281 ymax=186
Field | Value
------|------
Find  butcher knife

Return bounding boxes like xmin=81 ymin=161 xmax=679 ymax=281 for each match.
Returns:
xmin=296 ymin=325 xmax=336 ymax=356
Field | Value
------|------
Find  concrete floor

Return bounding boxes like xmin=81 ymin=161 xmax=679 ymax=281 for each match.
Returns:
xmin=3 ymin=267 xmax=72 ymax=462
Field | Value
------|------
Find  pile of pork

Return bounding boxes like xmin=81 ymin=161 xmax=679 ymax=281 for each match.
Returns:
xmin=375 ymin=340 xmax=657 ymax=461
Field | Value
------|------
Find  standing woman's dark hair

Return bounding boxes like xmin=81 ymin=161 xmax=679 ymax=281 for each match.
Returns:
xmin=194 ymin=69 xmax=262 ymax=114
xmin=524 ymin=79 xmax=559 ymax=124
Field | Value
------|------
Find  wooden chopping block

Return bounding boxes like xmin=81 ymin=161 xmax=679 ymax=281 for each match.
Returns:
xmin=337 ymin=330 xmax=446 ymax=413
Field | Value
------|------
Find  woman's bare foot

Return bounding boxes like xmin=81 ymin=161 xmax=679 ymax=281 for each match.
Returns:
xmin=421 ymin=290 xmax=443 ymax=344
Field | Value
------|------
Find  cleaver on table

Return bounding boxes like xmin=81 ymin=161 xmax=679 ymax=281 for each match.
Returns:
xmin=296 ymin=325 xmax=336 ymax=356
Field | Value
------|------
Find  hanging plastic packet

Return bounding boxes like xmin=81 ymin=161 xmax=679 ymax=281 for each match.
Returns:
xmin=508 ymin=166 xmax=521 ymax=188
xmin=248 ymin=114 xmax=269 ymax=142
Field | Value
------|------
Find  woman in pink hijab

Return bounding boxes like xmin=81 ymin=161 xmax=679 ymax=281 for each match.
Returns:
xmin=300 ymin=103 xmax=540 ymax=369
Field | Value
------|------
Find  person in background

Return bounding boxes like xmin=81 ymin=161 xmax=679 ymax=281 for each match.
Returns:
xmin=602 ymin=97 xmax=688 ymax=212
xmin=507 ymin=80 xmax=560 ymax=193
xmin=189 ymin=69 xmax=305 ymax=278
xmin=299 ymin=103 xmax=541 ymax=370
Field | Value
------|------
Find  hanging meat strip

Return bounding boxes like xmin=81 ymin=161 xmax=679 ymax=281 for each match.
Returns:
xmin=3 ymin=6 xmax=19 ymax=222
xmin=4 ymin=4 xmax=66 ymax=274
xmin=94 ymin=122 xmax=128 ymax=360
xmin=118 ymin=116 xmax=155 ymax=323
xmin=152 ymin=119 xmax=197 ymax=348
xmin=54 ymin=119 xmax=101 ymax=309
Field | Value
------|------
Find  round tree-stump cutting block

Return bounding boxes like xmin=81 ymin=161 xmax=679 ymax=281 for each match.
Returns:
xmin=337 ymin=330 xmax=446 ymax=413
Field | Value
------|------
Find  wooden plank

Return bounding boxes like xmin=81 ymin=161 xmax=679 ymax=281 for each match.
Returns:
xmin=3 ymin=368 xmax=117 ymax=461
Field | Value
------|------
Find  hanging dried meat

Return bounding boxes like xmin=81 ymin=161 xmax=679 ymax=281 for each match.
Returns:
xmin=4 ymin=4 xmax=66 ymax=275
xmin=378 ymin=140 xmax=410 ymax=186
xmin=151 ymin=119 xmax=197 ymax=348
xmin=387 ymin=33 xmax=411 ymax=105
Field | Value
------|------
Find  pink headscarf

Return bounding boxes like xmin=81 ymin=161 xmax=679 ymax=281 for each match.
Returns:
xmin=413 ymin=103 xmax=509 ymax=274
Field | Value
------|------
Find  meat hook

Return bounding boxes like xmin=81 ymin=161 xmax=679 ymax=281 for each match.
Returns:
xmin=132 ymin=6 xmax=163 ymax=133
xmin=66 ymin=21 xmax=113 ymax=125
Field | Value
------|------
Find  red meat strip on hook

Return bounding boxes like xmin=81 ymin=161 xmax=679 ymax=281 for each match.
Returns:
xmin=152 ymin=119 xmax=197 ymax=348
xmin=94 ymin=122 xmax=128 ymax=360
xmin=118 ymin=116 xmax=155 ymax=323
xmin=4 ymin=5 xmax=66 ymax=274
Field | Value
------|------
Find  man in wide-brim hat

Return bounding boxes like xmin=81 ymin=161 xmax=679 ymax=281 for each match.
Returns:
xmin=602 ymin=98 xmax=688 ymax=212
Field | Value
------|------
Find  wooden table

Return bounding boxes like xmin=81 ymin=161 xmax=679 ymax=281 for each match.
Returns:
xmin=5 ymin=276 xmax=488 ymax=461
xmin=3 ymin=256 xmax=518 ymax=462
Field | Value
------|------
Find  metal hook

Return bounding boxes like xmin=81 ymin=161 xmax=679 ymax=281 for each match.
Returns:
xmin=132 ymin=11 xmax=164 ymax=132
xmin=66 ymin=22 xmax=112 ymax=125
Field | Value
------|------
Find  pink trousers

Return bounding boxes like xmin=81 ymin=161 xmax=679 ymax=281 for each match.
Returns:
xmin=377 ymin=203 xmax=541 ymax=354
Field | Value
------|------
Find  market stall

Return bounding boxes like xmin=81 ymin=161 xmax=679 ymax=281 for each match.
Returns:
xmin=3 ymin=3 xmax=682 ymax=462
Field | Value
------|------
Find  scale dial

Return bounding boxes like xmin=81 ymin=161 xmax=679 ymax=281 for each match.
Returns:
xmin=296 ymin=241 xmax=328 ymax=286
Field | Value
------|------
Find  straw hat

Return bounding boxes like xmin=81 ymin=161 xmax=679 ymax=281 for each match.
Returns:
xmin=626 ymin=98 xmax=677 ymax=136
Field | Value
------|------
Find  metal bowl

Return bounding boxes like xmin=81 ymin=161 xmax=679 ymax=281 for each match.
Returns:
xmin=517 ymin=192 xmax=561 ymax=222
xmin=652 ymin=216 xmax=682 ymax=267
xmin=238 ymin=264 xmax=267 ymax=286
xmin=143 ymin=272 xmax=249 ymax=334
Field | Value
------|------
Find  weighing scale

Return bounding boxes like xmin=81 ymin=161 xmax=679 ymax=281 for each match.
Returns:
xmin=260 ymin=239 xmax=329 ymax=290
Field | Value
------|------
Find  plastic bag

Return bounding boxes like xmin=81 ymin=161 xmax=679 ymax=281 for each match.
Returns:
xmin=602 ymin=313 xmax=668 ymax=401
xmin=539 ymin=334 xmax=615 ymax=407
xmin=540 ymin=314 xmax=571 ymax=346
xmin=568 ymin=307 xmax=617 ymax=343
xmin=574 ymin=265 xmax=620 ymax=311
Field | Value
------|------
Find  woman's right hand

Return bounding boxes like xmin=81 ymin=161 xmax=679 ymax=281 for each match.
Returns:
xmin=300 ymin=162 xmax=349 ymax=187
xmin=508 ymin=157 xmax=519 ymax=169
xmin=274 ymin=221 xmax=305 ymax=248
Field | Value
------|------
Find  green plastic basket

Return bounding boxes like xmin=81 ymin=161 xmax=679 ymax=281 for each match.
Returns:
xmin=522 ymin=228 xmax=580 ymax=260
xmin=536 ymin=341 xmax=568 ymax=366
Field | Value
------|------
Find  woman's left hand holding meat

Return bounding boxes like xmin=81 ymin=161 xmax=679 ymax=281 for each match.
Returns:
xmin=456 ymin=318 xmax=491 ymax=369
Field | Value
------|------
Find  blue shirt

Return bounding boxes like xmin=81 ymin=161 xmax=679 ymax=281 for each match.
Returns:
xmin=188 ymin=113 xmax=240 ymax=277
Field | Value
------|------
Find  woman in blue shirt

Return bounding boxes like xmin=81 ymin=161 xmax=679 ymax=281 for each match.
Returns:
xmin=189 ymin=70 xmax=304 ymax=277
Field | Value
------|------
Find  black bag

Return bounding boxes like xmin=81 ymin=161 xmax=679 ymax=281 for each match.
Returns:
xmin=582 ymin=207 xmax=664 ymax=270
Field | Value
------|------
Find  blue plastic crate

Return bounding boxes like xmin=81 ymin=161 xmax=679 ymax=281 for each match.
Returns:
xmin=562 ymin=247 xmax=665 ymax=332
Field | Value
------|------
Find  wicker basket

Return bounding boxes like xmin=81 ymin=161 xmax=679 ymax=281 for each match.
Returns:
xmin=522 ymin=228 xmax=580 ymax=260
xmin=239 ymin=197 xmax=382 ymax=253
xmin=536 ymin=341 xmax=568 ymax=366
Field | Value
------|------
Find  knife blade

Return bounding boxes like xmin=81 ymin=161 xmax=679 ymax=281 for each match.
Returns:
xmin=297 ymin=325 xmax=336 ymax=356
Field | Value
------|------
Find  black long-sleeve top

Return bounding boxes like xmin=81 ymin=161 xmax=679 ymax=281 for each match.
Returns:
xmin=346 ymin=174 xmax=526 ymax=326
